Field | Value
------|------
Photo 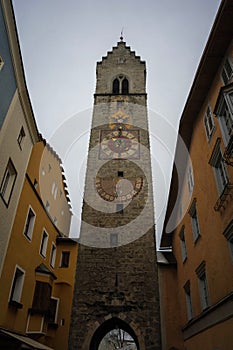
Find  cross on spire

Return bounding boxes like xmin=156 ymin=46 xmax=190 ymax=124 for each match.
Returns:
xmin=120 ymin=28 xmax=124 ymax=41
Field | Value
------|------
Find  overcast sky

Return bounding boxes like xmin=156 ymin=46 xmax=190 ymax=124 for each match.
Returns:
xmin=12 ymin=0 xmax=221 ymax=246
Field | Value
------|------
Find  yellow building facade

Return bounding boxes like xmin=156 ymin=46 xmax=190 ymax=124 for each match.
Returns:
xmin=160 ymin=1 xmax=233 ymax=349
xmin=0 ymin=140 xmax=78 ymax=350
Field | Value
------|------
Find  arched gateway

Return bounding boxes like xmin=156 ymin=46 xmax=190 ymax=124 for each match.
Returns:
xmin=90 ymin=317 xmax=139 ymax=350
xmin=69 ymin=38 xmax=161 ymax=350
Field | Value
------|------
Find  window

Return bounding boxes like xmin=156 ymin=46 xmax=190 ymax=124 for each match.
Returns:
xmin=51 ymin=181 xmax=58 ymax=200
xmin=209 ymin=139 xmax=229 ymax=196
xmin=118 ymin=171 xmax=124 ymax=177
xmin=50 ymin=243 xmax=56 ymax=268
xmin=110 ymin=233 xmax=118 ymax=247
xmin=113 ymin=78 xmax=120 ymax=94
xmin=122 ymin=78 xmax=129 ymax=94
xmin=189 ymin=199 xmax=201 ymax=243
xmin=9 ymin=266 xmax=25 ymax=308
xmin=179 ymin=226 xmax=187 ymax=262
xmin=40 ymin=230 xmax=48 ymax=257
xmin=0 ymin=55 xmax=4 ymax=71
xmin=17 ymin=127 xmax=25 ymax=149
xmin=223 ymin=220 xmax=233 ymax=262
xmin=48 ymin=297 xmax=59 ymax=324
xmin=23 ymin=207 xmax=35 ymax=240
xmin=112 ymin=76 xmax=129 ymax=94
xmin=60 ymin=251 xmax=70 ymax=268
xmin=204 ymin=106 xmax=215 ymax=141
xmin=116 ymin=203 xmax=124 ymax=214
xmin=0 ymin=159 xmax=17 ymax=206
xmin=214 ymin=85 xmax=233 ymax=146
xmin=32 ymin=281 xmax=52 ymax=312
xmin=184 ymin=281 xmax=193 ymax=321
xmin=221 ymin=57 xmax=233 ymax=85
xmin=196 ymin=262 xmax=210 ymax=310
xmin=187 ymin=165 xmax=194 ymax=194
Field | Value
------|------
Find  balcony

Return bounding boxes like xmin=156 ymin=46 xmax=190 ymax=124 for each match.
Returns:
xmin=214 ymin=182 xmax=233 ymax=211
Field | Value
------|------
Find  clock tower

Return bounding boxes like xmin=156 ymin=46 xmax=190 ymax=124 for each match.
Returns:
xmin=69 ymin=38 xmax=161 ymax=350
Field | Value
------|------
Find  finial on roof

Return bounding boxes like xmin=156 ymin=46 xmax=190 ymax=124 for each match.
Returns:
xmin=120 ymin=27 xmax=124 ymax=41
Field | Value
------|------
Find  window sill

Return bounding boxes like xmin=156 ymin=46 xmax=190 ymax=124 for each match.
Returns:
xmin=9 ymin=300 xmax=23 ymax=309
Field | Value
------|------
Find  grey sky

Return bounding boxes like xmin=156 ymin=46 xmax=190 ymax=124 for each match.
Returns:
xmin=12 ymin=0 xmax=221 ymax=245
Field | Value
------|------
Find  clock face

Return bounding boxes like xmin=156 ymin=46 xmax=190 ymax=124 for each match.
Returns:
xmin=99 ymin=129 xmax=140 ymax=160
xmin=95 ymin=176 xmax=143 ymax=202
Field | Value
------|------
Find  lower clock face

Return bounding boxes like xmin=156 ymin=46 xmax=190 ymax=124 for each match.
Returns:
xmin=99 ymin=130 xmax=140 ymax=159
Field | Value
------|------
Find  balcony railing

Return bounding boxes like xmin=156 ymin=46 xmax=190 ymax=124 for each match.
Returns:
xmin=214 ymin=182 xmax=233 ymax=211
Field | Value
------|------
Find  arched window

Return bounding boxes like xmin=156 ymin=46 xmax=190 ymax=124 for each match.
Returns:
xmin=112 ymin=76 xmax=129 ymax=94
xmin=113 ymin=78 xmax=120 ymax=94
xmin=122 ymin=78 xmax=129 ymax=94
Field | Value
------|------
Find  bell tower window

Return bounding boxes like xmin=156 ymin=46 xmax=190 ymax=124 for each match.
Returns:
xmin=113 ymin=78 xmax=120 ymax=94
xmin=112 ymin=76 xmax=129 ymax=94
xmin=122 ymin=78 xmax=129 ymax=94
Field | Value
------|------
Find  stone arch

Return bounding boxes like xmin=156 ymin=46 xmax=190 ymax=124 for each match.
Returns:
xmin=89 ymin=317 xmax=139 ymax=350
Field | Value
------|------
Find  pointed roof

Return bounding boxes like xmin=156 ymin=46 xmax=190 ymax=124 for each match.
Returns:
xmin=97 ymin=40 xmax=145 ymax=66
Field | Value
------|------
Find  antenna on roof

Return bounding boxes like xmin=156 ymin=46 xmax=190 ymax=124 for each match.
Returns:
xmin=120 ymin=27 xmax=124 ymax=41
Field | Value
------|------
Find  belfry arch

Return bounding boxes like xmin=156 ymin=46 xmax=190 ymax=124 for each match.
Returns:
xmin=89 ymin=317 xmax=139 ymax=350
xmin=112 ymin=75 xmax=129 ymax=94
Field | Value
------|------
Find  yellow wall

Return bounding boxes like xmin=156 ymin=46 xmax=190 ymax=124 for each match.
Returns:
xmin=160 ymin=34 xmax=233 ymax=350
xmin=0 ymin=140 xmax=78 ymax=350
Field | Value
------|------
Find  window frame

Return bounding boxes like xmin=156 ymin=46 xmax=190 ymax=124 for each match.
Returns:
xmin=40 ymin=229 xmax=49 ymax=258
xmin=112 ymin=75 xmax=129 ymax=94
xmin=0 ymin=54 xmax=4 ymax=71
xmin=23 ymin=206 xmax=36 ymax=241
xmin=60 ymin=251 xmax=70 ymax=268
xmin=110 ymin=233 xmax=118 ymax=247
xmin=196 ymin=261 xmax=210 ymax=310
xmin=48 ymin=297 xmax=59 ymax=324
xmin=179 ymin=226 xmax=187 ymax=262
xmin=221 ymin=57 xmax=233 ymax=85
xmin=204 ymin=105 xmax=215 ymax=141
xmin=9 ymin=265 xmax=25 ymax=308
xmin=184 ymin=281 xmax=193 ymax=321
xmin=50 ymin=243 xmax=57 ymax=268
xmin=209 ymin=138 xmax=229 ymax=196
xmin=223 ymin=220 xmax=233 ymax=262
xmin=17 ymin=126 xmax=26 ymax=150
xmin=214 ymin=84 xmax=233 ymax=146
xmin=32 ymin=281 xmax=52 ymax=312
xmin=187 ymin=165 xmax=194 ymax=194
xmin=0 ymin=158 xmax=17 ymax=207
xmin=189 ymin=199 xmax=201 ymax=243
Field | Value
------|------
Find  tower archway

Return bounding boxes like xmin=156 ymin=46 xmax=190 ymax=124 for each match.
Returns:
xmin=89 ymin=317 xmax=139 ymax=350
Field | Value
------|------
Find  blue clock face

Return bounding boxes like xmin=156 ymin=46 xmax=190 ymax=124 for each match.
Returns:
xmin=99 ymin=130 xmax=140 ymax=160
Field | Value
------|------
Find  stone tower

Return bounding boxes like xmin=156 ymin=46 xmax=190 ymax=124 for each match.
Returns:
xmin=69 ymin=39 xmax=161 ymax=350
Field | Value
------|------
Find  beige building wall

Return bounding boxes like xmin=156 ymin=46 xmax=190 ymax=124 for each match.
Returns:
xmin=0 ymin=1 xmax=39 ymax=276
xmin=27 ymin=141 xmax=72 ymax=236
